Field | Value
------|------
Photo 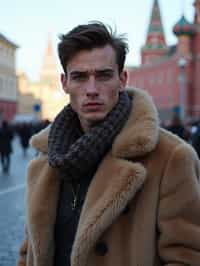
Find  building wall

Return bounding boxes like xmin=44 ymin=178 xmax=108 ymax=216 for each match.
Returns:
xmin=128 ymin=57 xmax=178 ymax=108
xmin=0 ymin=36 xmax=18 ymax=121
xmin=192 ymin=55 xmax=200 ymax=115
xmin=127 ymin=54 xmax=196 ymax=121
xmin=17 ymin=38 xmax=69 ymax=122
xmin=0 ymin=100 xmax=16 ymax=121
xmin=192 ymin=27 xmax=200 ymax=116
xmin=17 ymin=72 xmax=42 ymax=117
xmin=17 ymin=71 xmax=69 ymax=121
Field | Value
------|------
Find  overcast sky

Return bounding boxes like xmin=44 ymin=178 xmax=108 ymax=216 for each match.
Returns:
xmin=0 ymin=0 xmax=195 ymax=80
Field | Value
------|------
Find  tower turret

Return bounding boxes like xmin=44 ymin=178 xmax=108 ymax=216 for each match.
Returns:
xmin=40 ymin=37 xmax=59 ymax=87
xmin=141 ymin=0 xmax=168 ymax=65
xmin=173 ymin=15 xmax=195 ymax=56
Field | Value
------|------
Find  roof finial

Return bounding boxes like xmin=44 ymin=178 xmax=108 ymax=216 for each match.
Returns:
xmin=181 ymin=0 xmax=186 ymax=16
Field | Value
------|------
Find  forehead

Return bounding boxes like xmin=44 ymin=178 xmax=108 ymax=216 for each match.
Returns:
xmin=66 ymin=45 xmax=117 ymax=72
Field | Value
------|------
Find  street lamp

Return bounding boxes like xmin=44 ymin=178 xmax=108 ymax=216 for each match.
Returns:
xmin=178 ymin=57 xmax=187 ymax=121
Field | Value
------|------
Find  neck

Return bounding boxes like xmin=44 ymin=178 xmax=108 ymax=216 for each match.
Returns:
xmin=79 ymin=119 xmax=100 ymax=133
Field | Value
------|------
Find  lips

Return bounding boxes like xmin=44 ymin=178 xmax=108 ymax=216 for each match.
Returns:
xmin=83 ymin=102 xmax=103 ymax=110
xmin=84 ymin=102 xmax=103 ymax=107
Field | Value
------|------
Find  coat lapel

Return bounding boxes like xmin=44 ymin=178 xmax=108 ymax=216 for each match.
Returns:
xmin=26 ymin=157 xmax=60 ymax=266
xmin=71 ymin=154 xmax=147 ymax=266
xmin=28 ymin=87 xmax=159 ymax=266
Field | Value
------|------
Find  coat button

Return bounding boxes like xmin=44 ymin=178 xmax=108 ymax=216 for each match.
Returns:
xmin=122 ymin=204 xmax=130 ymax=214
xmin=95 ymin=241 xmax=108 ymax=256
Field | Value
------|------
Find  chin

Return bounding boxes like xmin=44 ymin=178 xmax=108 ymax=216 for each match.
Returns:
xmin=85 ymin=112 xmax=107 ymax=123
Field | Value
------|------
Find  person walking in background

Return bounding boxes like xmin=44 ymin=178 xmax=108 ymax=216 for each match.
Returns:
xmin=167 ymin=113 xmax=190 ymax=141
xmin=191 ymin=120 xmax=200 ymax=158
xmin=0 ymin=120 xmax=13 ymax=174
xmin=18 ymin=22 xmax=200 ymax=266
xmin=17 ymin=123 xmax=31 ymax=157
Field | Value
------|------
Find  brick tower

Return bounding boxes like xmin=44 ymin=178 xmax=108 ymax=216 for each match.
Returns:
xmin=40 ymin=37 xmax=59 ymax=88
xmin=173 ymin=14 xmax=195 ymax=118
xmin=173 ymin=15 xmax=194 ymax=57
xmin=192 ymin=0 xmax=200 ymax=115
xmin=141 ymin=0 xmax=168 ymax=65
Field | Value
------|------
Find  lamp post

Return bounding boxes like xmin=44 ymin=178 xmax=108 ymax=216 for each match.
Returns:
xmin=178 ymin=57 xmax=187 ymax=121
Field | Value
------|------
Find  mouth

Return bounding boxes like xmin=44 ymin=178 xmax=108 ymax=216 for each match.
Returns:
xmin=83 ymin=102 xmax=103 ymax=111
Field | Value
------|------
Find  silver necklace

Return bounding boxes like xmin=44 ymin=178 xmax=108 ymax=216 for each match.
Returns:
xmin=71 ymin=183 xmax=80 ymax=210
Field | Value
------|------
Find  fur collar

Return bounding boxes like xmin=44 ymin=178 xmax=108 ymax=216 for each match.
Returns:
xmin=30 ymin=87 xmax=159 ymax=158
xmin=27 ymin=87 xmax=160 ymax=266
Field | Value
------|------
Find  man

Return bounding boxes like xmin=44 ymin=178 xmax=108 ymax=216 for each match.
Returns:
xmin=0 ymin=120 xmax=13 ymax=174
xmin=18 ymin=22 xmax=200 ymax=266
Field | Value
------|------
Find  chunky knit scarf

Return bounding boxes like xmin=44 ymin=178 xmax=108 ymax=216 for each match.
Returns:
xmin=48 ymin=91 xmax=132 ymax=181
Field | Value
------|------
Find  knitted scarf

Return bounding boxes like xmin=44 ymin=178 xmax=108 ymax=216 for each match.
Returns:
xmin=48 ymin=91 xmax=132 ymax=181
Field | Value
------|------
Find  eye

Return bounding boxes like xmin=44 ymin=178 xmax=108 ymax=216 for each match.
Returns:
xmin=70 ymin=72 xmax=88 ymax=82
xmin=96 ymin=71 xmax=114 ymax=81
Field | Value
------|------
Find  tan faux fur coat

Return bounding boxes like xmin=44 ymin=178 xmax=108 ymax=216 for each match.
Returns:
xmin=18 ymin=88 xmax=200 ymax=266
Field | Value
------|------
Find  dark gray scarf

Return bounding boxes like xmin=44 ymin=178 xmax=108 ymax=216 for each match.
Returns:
xmin=48 ymin=91 xmax=132 ymax=181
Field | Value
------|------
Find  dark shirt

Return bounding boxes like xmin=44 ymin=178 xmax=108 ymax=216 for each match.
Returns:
xmin=54 ymin=168 xmax=96 ymax=266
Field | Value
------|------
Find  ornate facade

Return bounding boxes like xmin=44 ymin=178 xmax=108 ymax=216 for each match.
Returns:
xmin=128 ymin=0 xmax=200 ymax=122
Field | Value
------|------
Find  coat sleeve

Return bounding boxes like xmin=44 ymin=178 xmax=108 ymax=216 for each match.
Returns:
xmin=158 ymin=143 xmax=200 ymax=266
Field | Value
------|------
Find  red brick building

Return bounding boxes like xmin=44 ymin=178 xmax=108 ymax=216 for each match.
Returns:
xmin=0 ymin=33 xmax=18 ymax=122
xmin=127 ymin=0 xmax=200 ymax=122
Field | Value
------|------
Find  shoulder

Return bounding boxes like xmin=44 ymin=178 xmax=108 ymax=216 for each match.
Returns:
xmin=157 ymin=128 xmax=199 ymax=164
xmin=159 ymin=127 xmax=196 ymax=156
xmin=157 ymin=128 xmax=200 ymax=186
xmin=145 ymin=127 xmax=199 ymax=177
xmin=159 ymin=128 xmax=185 ymax=148
xmin=30 ymin=125 xmax=51 ymax=153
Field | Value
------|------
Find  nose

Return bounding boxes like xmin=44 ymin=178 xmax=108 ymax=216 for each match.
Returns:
xmin=85 ymin=75 xmax=99 ymax=97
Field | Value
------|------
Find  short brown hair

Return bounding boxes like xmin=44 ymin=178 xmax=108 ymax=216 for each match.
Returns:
xmin=58 ymin=21 xmax=129 ymax=74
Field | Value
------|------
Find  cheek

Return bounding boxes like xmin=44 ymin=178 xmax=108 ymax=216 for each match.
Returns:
xmin=110 ymin=88 xmax=119 ymax=97
xmin=108 ymin=88 xmax=120 ymax=102
xmin=70 ymin=92 xmax=83 ymax=110
xmin=102 ymin=88 xmax=120 ymax=110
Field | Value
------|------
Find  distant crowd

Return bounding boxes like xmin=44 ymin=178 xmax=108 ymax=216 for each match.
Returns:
xmin=0 ymin=119 xmax=50 ymax=174
xmin=162 ymin=113 xmax=200 ymax=158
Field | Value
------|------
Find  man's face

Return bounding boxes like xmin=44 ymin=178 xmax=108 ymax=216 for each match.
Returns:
xmin=61 ymin=45 xmax=127 ymax=131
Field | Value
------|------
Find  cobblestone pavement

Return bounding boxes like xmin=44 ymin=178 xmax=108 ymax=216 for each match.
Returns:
xmin=0 ymin=137 xmax=35 ymax=266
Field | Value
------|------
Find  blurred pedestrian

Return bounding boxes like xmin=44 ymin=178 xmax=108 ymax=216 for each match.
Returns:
xmin=18 ymin=123 xmax=31 ymax=156
xmin=0 ymin=120 xmax=13 ymax=174
xmin=167 ymin=113 xmax=190 ymax=141
xmin=191 ymin=121 xmax=200 ymax=158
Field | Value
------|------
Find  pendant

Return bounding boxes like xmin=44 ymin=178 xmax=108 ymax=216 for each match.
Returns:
xmin=72 ymin=197 xmax=77 ymax=210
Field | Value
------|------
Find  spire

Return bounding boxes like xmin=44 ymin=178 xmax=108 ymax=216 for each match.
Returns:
xmin=141 ymin=0 xmax=168 ymax=65
xmin=40 ymin=36 xmax=59 ymax=85
xmin=145 ymin=0 xmax=166 ymax=49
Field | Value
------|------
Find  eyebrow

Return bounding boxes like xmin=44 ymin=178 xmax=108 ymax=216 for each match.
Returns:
xmin=69 ymin=68 xmax=115 ymax=76
xmin=95 ymin=69 xmax=115 ymax=74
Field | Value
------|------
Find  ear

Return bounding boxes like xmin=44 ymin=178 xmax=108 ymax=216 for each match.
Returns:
xmin=119 ymin=70 xmax=128 ymax=91
xmin=61 ymin=73 xmax=68 ymax=94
